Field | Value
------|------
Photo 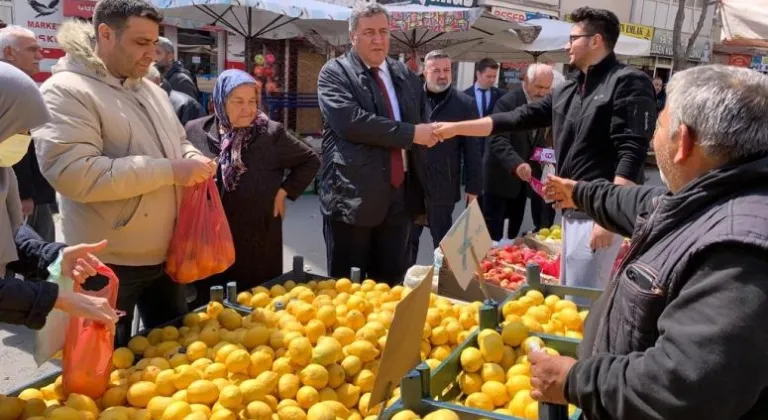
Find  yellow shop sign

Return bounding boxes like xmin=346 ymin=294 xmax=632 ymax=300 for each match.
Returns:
xmin=620 ymin=22 xmax=654 ymax=40
xmin=564 ymin=14 xmax=654 ymax=40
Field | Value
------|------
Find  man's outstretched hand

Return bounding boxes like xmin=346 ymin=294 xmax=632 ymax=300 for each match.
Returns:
xmin=413 ymin=124 xmax=440 ymax=148
xmin=431 ymin=122 xmax=459 ymax=140
xmin=544 ymin=175 xmax=577 ymax=210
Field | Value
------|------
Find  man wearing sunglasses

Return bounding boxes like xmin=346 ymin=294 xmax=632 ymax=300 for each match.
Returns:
xmin=433 ymin=7 xmax=656 ymax=297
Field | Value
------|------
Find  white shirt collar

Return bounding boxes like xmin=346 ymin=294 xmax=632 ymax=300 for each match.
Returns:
xmin=366 ymin=60 xmax=391 ymax=76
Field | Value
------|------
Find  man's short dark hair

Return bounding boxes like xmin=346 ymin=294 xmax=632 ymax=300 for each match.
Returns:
xmin=570 ymin=7 xmax=620 ymax=51
xmin=93 ymin=0 xmax=163 ymax=35
xmin=476 ymin=58 xmax=499 ymax=74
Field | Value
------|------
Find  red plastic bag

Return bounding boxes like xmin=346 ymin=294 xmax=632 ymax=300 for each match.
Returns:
xmin=166 ymin=179 xmax=235 ymax=284
xmin=62 ymin=265 xmax=119 ymax=398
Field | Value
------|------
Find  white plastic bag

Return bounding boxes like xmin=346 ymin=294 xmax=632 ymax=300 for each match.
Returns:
xmin=34 ymin=252 xmax=72 ymax=366
xmin=404 ymin=265 xmax=435 ymax=292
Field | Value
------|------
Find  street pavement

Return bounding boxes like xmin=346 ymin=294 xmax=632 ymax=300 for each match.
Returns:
xmin=0 ymin=168 xmax=662 ymax=393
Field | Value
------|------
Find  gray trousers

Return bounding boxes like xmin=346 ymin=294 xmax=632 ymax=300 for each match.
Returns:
xmin=560 ymin=214 xmax=622 ymax=305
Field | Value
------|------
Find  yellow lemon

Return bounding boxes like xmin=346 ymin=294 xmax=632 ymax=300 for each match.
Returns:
xmin=295 ymin=387 xmax=319 ymax=410
xmin=127 ymin=382 xmax=157 ymax=408
xmin=459 ymin=347 xmax=483 ymax=373
xmin=481 ymin=381 xmax=509 ymax=407
xmin=186 ymin=380 xmax=219 ymax=406
xmin=501 ymin=321 xmax=529 ymax=347
xmin=505 ymin=374 xmax=532 ymax=397
xmin=525 ymin=290 xmax=545 ymax=305
xmin=481 ymin=363 xmax=506 ymax=383
xmin=464 ymin=392 xmax=494 ymax=411
xmin=477 ymin=329 xmax=504 ymax=363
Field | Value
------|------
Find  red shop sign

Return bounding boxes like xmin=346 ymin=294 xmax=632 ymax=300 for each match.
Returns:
xmin=728 ymin=54 xmax=752 ymax=67
xmin=63 ymin=0 xmax=97 ymax=18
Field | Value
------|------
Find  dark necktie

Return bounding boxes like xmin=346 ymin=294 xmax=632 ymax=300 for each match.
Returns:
xmin=479 ymin=88 xmax=489 ymax=116
xmin=370 ymin=67 xmax=404 ymax=188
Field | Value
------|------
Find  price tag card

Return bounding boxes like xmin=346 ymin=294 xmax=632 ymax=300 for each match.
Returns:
xmin=439 ymin=199 xmax=493 ymax=290
xmin=530 ymin=147 xmax=556 ymax=164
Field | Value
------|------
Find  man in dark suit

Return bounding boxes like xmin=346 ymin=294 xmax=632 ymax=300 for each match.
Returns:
xmin=317 ymin=3 xmax=438 ymax=284
xmin=484 ymin=64 xmax=556 ymax=240
xmin=408 ymin=50 xmax=482 ymax=262
xmin=464 ymin=58 xmax=503 ymax=156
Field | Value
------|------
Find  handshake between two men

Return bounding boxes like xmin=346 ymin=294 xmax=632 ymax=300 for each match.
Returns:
xmin=417 ymin=118 xmax=580 ymax=211
xmin=412 ymin=122 xmax=467 ymax=148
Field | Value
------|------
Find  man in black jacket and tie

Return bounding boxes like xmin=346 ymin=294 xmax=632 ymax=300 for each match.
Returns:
xmin=484 ymin=63 xmax=556 ymax=240
xmin=317 ymin=3 xmax=438 ymax=285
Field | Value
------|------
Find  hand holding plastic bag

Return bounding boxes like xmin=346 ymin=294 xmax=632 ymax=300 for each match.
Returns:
xmin=166 ymin=179 xmax=235 ymax=284
xmin=62 ymin=264 xmax=119 ymax=398
xmin=33 ymin=252 xmax=73 ymax=366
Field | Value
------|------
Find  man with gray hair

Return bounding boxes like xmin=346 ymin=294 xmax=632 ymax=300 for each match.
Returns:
xmin=154 ymin=36 xmax=199 ymax=101
xmin=529 ymin=64 xmax=768 ymax=419
xmin=483 ymin=63 xmax=556 ymax=240
xmin=408 ymin=49 xmax=481 ymax=262
xmin=0 ymin=25 xmax=41 ymax=77
xmin=317 ymin=2 xmax=437 ymax=284
xmin=0 ymin=25 xmax=57 ymax=245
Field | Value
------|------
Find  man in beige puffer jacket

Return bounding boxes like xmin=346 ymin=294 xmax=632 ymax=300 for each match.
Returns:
xmin=32 ymin=0 xmax=214 ymax=345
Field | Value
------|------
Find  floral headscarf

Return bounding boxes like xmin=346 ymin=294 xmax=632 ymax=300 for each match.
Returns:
xmin=212 ymin=69 xmax=269 ymax=192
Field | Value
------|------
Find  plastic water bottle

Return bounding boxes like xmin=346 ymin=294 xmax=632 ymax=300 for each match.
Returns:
xmin=541 ymin=163 xmax=556 ymax=204
xmin=433 ymin=248 xmax=443 ymax=287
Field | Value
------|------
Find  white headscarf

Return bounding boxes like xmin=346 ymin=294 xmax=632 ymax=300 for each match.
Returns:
xmin=0 ymin=61 xmax=51 ymax=276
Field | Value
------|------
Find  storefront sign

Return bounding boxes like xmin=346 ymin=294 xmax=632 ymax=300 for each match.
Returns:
xmin=729 ymin=54 xmax=752 ymax=67
xmin=565 ymin=14 xmax=654 ymax=41
xmin=750 ymin=55 xmax=768 ymax=73
xmin=62 ymin=0 xmax=95 ymax=18
xmin=620 ymin=22 xmax=653 ymax=40
xmin=490 ymin=6 xmax=557 ymax=23
xmin=650 ymin=28 xmax=711 ymax=61
xmin=14 ymin=0 xmax=66 ymax=81
xmin=225 ymin=32 xmax=245 ymax=70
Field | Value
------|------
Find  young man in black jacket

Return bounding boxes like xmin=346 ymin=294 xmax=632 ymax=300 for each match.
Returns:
xmin=433 ymin=7 xmax=655 ymax=294
xmin=408 ymin=50 xmax=482 ymax=263
xmin=528 ymin=64 xmax=768 ymax=420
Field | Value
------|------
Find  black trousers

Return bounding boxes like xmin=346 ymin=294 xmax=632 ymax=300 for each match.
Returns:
xmin=483 ymin=185 xmax=556 ymax=241
xmin=408 ymin=202 xmax=454 ymax=266
xmin=323 ymin=186 xmax=410 ymax=286
xmin=110 ymin=264 xmax=188 ymax=347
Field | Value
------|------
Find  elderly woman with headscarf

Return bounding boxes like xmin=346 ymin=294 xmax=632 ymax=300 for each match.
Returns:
xmin=0 ymin=62 xmax=119 ymax=329
xmin=185 ymin=69 xmax=320 ymax=306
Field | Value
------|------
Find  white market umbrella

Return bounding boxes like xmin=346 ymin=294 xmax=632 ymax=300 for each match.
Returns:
xmin=446 ymin=18 xmax=652 ymax=62
xmin=150 ymin=0 xmax=351 ymax=70
xmin=720 ymin=0 xmax=768 ymax=48
xmin=382 ymin=5 xmax=523 ymax=56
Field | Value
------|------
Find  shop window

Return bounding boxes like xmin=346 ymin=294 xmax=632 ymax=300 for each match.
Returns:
xmin=177 ymin=28 xmax=218 ymax=77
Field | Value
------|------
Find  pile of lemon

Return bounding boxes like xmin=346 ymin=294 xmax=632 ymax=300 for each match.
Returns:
xmin=501 ymin=290 xmax=589 ymax=339
xmin=1 ymin=279 xmax=482 ymax=420
xmin=450 ymin=327 xmax=577 ymax=420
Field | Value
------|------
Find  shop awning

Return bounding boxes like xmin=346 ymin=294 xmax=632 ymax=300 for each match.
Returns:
xmin=720 ymin=0 xmax=768 ymax=48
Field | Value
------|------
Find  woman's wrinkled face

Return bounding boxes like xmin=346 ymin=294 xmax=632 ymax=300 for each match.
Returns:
xmin=225 ymin=84 xmax=259 ymax=128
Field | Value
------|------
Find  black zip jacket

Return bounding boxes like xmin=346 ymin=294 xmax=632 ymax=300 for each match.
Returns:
xmin=1 ymin=225 xmax=65 ymax=330
xmin=564 ymin=155 xmax=768 ymax=420
xmin=414 ymin=86 xmax=482 ymax=205
xmin=163 ymin=61 xmax=199 ymax=103
xmin=490 ymin=53 xmax=656 ymax=184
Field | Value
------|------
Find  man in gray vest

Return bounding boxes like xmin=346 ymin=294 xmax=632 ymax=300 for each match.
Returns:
xmin=528 ymin=64 xmax=768 ymax=419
